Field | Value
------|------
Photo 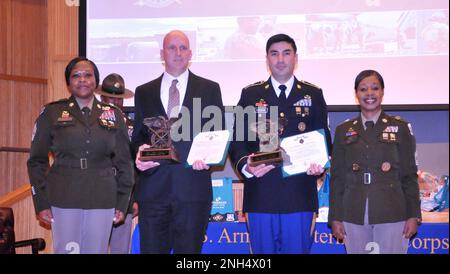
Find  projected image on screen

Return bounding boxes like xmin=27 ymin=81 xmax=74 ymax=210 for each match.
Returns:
xmin=85 ymin=0 xmax=449 ymax=107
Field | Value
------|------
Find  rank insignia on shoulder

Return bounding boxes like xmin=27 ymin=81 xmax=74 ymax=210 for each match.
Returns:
xmin=264 ymin=84 xmax=270 ymax=89
xmin=296 ymin=84 xmax=301 ymax=89
xmin=47 ymin=98 xmax=68 ymax=107
xmin=244 ymin=80 xmax=265 ymax=89
xmin=300 ymin=80 xmax=321 ymax=90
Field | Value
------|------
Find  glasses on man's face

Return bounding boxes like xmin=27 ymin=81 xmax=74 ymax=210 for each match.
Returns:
xmin=164 ymin=45 xmax=189 ymax=53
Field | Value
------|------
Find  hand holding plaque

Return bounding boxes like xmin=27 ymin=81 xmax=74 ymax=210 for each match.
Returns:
xmin=139 ymin=116 xmax=180 ymax=162
xmin=248 ymin=118 xmax=288 ymax=167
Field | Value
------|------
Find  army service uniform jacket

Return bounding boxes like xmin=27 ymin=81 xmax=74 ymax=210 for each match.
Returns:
xmin=27 ymin=96 xmax=134 ymax=214
xmin=328 ymin=111 xmax=421 ymax=225
xmin=230 ymin=77 xmax=332 ymax=213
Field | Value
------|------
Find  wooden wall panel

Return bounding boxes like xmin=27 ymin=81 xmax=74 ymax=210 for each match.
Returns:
xmin=0 ymin=0 xmax=49 ymax=242
xmin=10 ymin=81 xmax=47 ymax=147
xmin=0 ymin=0 xmax=12 ymax=74
xmin=0 ymin=80 xmax=12 ymax=147
xmin=0 ymin=153 xmax=30 ymax=197
xmin=12 ymin=195 xmax=53 ymax=254
xmin=0 ymin=0 xmax=79 ymax=254
xmin=0 ymin=80 xmax=46 ymax=197
xmin=47 ymin=0 xmax=79 ymax=102
xmin=10 ymin=0 xmax=47 ymax=79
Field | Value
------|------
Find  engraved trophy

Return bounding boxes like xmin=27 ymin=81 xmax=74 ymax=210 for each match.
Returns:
xmin=248 ymin=118 xmax=288 ymax=167
xmin=139 ymin=116 xmax=180 ymax=162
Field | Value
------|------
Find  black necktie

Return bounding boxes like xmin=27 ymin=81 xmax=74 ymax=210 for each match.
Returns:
xmin=365 ymin=121 xmax=374 ymax=131
xmin=278 ymin=85 xmax=287 ymax=106
xmin=82 ymin=107 xmax=90 ymax=123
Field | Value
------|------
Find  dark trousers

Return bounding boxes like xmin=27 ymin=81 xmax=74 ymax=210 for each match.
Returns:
xmin=139 ymin=199 xmax=211 ymax=254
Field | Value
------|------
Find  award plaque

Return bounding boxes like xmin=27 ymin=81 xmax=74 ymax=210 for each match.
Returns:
xmin=139 ymin=116 xmax=180 ymax=162
xmin=248 ymin=119 xmax=287 ymax=167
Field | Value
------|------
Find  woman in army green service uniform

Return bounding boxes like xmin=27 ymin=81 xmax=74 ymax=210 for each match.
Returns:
xmin=27 ymin=57 xmax=134 ymax=254
xmin=328 ymin=70 xmax=421 ymax=254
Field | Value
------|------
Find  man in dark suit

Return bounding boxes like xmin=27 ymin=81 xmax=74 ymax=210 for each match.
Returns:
xmin=131 ymin=30 xmax=224 ymax=254
xmin=230 ymin=34 xmax=332 ymax=254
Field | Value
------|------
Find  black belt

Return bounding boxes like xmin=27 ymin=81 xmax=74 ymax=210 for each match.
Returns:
xmin=54 ymin=158 xmax=113 ymax=169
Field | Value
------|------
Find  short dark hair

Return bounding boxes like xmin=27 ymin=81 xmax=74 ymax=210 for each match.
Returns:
xmin=64 ymin=57 xmax=100 ymax=88
xmin=354 ymin=69 xmax=384 ymax=91
xmin=266 ymin=33 xmax=297 ymax=54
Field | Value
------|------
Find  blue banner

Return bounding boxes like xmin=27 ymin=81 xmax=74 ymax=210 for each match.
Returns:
xmin=131 ymin=221 xmax=448 ymax=254
xmin=210 ymin=177 xmax=236 ymax=222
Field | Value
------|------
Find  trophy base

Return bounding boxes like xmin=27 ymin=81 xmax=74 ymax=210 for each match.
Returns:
xmin=249 ymin=150 xmax=283 ymax=167
xmin=139 ymin=148 xmax=180 ymax=163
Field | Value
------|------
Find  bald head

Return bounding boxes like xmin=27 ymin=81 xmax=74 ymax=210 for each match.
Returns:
xmin=161 ymin=30 xmax=192 ymax=77
xmin=163 ymin=30 xmax=190 ymax=49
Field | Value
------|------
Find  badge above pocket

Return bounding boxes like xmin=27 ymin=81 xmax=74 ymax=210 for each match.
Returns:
xmin=56 ymin=110 xmax=75 ymax=126
xmin=345 ymin=127 xmax=359 ymax=144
